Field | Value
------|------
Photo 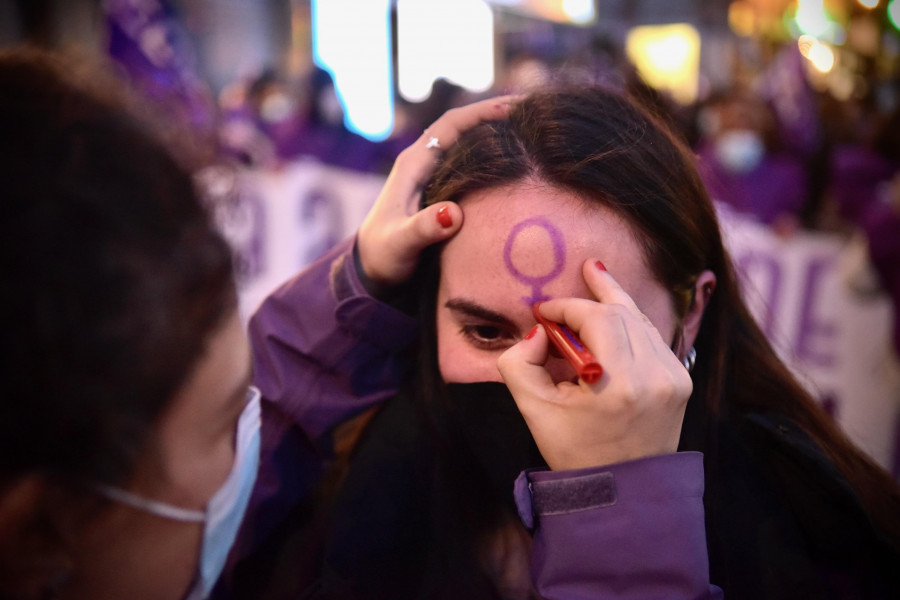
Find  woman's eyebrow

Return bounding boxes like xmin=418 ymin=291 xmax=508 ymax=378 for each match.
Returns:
xmin=445 ymin=299 xmax=517 ymax=329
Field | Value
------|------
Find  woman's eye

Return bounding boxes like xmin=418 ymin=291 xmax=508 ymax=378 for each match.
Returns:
xmin=460 ymin=324 xmax=515 ymax=350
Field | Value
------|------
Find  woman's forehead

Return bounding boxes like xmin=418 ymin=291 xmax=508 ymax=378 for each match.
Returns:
xmin=450 ymin=184 xmax=642 ymax=261
xmin=440 ymin=183 xmax=652 ymax=308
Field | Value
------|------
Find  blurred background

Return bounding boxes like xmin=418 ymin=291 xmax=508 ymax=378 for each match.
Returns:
xmin=2 ymin=0 xmax=900 ymax=476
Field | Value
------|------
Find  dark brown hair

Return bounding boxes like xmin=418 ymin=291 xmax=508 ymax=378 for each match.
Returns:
xmin=309 ymin=85 xmax=900 ymax=599
xmin=0 ymin=48 xmax=235 ymax=596
xmin=423 ymin=85 xmax=900 ymax=549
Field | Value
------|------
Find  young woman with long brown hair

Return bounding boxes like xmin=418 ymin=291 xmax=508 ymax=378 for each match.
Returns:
xmin=238 ymin=86 xmax=899 ymax=599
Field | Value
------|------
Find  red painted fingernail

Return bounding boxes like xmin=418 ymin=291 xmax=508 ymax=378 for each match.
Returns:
xmin=437 ymin=206 xmax=452 ymax=228
xmin=524 ymin=325 xmax=539 ymax=340
xmin=595 ymin=260 xmax=606 ymax=271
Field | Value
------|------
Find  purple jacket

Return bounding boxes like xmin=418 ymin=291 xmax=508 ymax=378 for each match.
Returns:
xmin=222 ymin=237 xmax=720 ymax=599
xmin=830 ymin=145 xmax=900 ymax=357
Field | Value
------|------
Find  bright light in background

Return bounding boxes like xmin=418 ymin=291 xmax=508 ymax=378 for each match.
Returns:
xmin=625 ymin=24 xmax=701 ymax=105
xmin=857 ymin=0 xmax=879 ymax=9
xmin=397 ymin=0 xmax=494 ymax=103
xmin=791 ymin=0 xmax=844 ymax=42
xmin=810 ymin=42 xmax=836 ymax=72
xmin=561 ymin=0 xmax=595 ymax=24
xmin=797 ymin=33 xmax=817 ymax=56
xmin=794 ymin=0 xmax=830 ymax=35
xmin=797 ymin=34 xmax=836 ymax=72
xmin=809 ymin=45 xmax=835 ymax=73
xmin=890 ymin=0 xmax=900 ymax=29
xmin=312 ymin=0 xmax=393 ymax=140
xmin=729 ymin=1 xmax=758 ymax=37
xmin=486 ymin=0 xmax=594 ymax=24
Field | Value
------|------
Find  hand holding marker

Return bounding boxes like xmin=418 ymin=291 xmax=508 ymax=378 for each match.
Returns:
xmin=532 ymin=302 xmax=603 ymax=384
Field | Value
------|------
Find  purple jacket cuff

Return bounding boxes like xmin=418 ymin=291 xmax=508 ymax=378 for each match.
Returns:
xmin=515 ymin=452 xmax=721 ymax=600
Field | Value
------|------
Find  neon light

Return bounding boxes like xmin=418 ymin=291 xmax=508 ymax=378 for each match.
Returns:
xmin=312 ymin=0 xmax=393 ymax=141
xmin=626 ymin=24 xmax=701 ymax=105
xmin=397 ymin=0 xmax=494 ymax=103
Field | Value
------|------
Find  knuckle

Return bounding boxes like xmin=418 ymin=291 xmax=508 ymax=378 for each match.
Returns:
xmin=613 ymin=378 xmax=640 ymax=406
xmin=648 ymin=369 xmax=678 ymax=398
xmin=677 ymin=371 xmax=694 ymax=398
xmin=654 ymin=367 xmax=692 ymax=404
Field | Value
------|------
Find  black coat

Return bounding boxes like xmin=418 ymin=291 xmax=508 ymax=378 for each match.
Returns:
xmin=695 ymin=410 xmax=900 ymax=599
xmin=224 ymin=402 xmax=900 ymax=600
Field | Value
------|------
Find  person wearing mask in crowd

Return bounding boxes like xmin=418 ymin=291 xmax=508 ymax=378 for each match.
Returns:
xmin=237 ymin=85 xmax=900 ymax=600
xmin=695 ymin=88 xmax=809 ymax=236
xmin=0 ymin=49 xmax=712 ymax=600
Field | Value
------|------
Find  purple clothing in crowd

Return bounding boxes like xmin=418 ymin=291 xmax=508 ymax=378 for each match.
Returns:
xmin=829 ymin=146 xmax=898 ymax=224
xmin=830 ymin=145 xmax=900 ymax=357
xmin=697 ymin=145 xmax=808 ymax=226
xmin=863 ymin=202 xmax=900 ymax=357
xmin=105 ymin=0 xmax=215 ymax=135
xmin=221 ymin=237 xmax=720 ymax=599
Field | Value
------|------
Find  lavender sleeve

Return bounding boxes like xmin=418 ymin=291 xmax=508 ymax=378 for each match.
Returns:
xmin=249 ymin=235 xmax=417 ymax=444
xmin=226 ymin=237 xmax=417 ymax=572
xmin=514 ymin=452 xmax=722 ymax=600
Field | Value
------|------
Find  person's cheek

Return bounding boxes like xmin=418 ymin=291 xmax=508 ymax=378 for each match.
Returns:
xmin=439 ymin=343 xmax=503 ymax=383
xmin=437 ymin=336 xmax=466 ymax=383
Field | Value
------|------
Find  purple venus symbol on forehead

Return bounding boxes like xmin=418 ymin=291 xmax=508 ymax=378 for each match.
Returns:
xmin=502 ymin=216 xmax=567 ymax=305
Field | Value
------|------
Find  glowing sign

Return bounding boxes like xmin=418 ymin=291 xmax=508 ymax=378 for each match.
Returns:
xmin=397 ymin=0 xmax=494 ymax=102
xmin=312 ymin=0 xmax=393 ymax=140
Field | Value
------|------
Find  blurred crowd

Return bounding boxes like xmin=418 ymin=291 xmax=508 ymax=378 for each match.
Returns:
xmin=4 ymin=0 xmax=900 ymax=356
xmin=194 ymin=41 xmax=900 ymax=361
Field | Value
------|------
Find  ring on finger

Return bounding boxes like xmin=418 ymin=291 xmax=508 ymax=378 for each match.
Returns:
xmin=424 ymin=129 xmax=441 ymax=150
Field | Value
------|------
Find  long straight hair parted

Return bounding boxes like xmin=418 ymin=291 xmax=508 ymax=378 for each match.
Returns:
xmin=422 ymin=85 xmax=900 ymax=547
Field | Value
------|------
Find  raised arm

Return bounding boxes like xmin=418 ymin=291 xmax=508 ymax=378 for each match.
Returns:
xmin=218 ymin=98 xmax=522 ymax=594
xmin=501 ymin=260 xmax=721 ymax=599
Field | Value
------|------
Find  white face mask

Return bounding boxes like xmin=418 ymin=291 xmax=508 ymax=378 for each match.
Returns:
xmin=714 ymin=129 xmax=765 ymax=174
xmin=98 ymin=386 xmax=261 ymax=599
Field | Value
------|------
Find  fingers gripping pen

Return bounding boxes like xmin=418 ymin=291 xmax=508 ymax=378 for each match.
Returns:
xmin=532 ymin=303 xmax=603 ymax=384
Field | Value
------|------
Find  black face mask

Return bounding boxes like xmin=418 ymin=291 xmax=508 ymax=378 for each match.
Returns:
xmin=446 ymin=382 xmax=547 ymax=500
xmin=322 ymin=382 xmax=546 ymax=598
